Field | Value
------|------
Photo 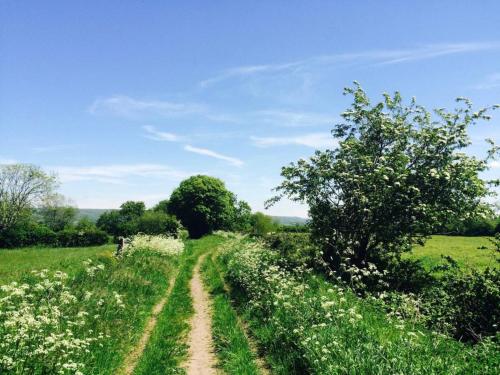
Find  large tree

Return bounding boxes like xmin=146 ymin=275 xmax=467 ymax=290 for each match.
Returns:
xmin=168 ymin=175 xmax=241 ymax=238
xmin=268 ymin=84 xmax=499 ymax=283
xmin=38 ymin=194 xmax=77 ymax=231
xmin=0 ymin=164 xmax=57 ymax=233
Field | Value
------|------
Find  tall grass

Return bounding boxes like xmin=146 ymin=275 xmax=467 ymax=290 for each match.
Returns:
xmin=200 ymin=254 xmax=260 ymax=375
xmin=0 ymin=241 xmax=181 ymax=374
xmin=218 ymin=238 xmax=500 ymax=374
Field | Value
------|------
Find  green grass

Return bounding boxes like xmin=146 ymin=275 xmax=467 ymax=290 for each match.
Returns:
xmin=134 ymin=235 xmax=225 ymax=375
xmin=0 ymin=244 xmax=115 ymax=284
xmin=0 ymin=246 xmax=178 ymax=374
xmin=200 ymin=254 xmax=260 ymax=375
xmin=409 ymin=235 xmax=497 ymax=271
xmin=219 ymin=238 xmax=500 ymax=375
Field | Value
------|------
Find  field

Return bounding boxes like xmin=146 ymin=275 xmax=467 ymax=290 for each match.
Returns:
xmin=409 ymin=235 xmax=497 ymax=271
xmin=0 ymin=244 xmax=115 ymax=284
xmin=0 ymin=234 xmax=498 ymax=374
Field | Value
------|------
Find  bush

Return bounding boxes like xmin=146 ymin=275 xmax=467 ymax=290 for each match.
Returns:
xmin=56 ymin=229 xmax=108 ymax=247
xmin=137 ymin=211 xmax=181 ymax=237
xmin=420 ymin=267 xmax=500 ymax=342
xmin=0 ymin=221 xmax=56 ymax=248
xmin=264 ymin=232 xmax=321 ymax=269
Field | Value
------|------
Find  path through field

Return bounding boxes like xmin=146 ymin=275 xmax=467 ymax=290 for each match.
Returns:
xmin=184 ymin=254 xmax=218 ymax=374
xmin=120 ymin=271 xmax=178 ymax=375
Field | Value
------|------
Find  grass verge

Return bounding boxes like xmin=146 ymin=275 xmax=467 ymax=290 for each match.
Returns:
xmin=133 ymin=235 xmax=224 ymax=375
xmin=218 ymin=237 xmax=499 ymax=375
xmin=200 ymin=253 xmax=260 ymax=375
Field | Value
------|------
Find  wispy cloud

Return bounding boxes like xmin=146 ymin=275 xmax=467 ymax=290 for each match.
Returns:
xmin=51 ymin=164 xmax=191 ymax=184
xmin=142 ymin=125 xmax=183 ymax=142
xmin=251 ymin=132 xmax=336 ymax=149
xmin=200 ymin=42 xmax=500 ymax=87
xmin=490 ymin=161 xmax=500 ymax=169
xmin=89 ymin=95 xmax=206 ymax=119
xmin=0 ymin=157 xmax=17 ymax=165
xmin=251 ymin=109 xmax=335 ymax=127
xmin=184 ymin=145 xmax=244 ymax=167
xmin=473 ymin=72 xmax=500 ymax=90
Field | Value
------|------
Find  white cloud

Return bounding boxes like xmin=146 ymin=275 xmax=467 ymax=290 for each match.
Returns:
xmin=490 ymin=161 xmax=500 ymax=169
xmin=50 ymin=164 xmax=191 ymax=184
xmin=89 ymin=95 xmax=206 ymax=118
xmin=184 ymin=145 xmax=244 ymax=167
xmin=251 ymin=132 xmax=336 ymax=149
xmin=251 ymin=110 xmax=335 ymax=127
xmin=200 ymin=42 xmax=500 ymax=87
xmin=473 ymin=73 xmax=500 ymax=90
xmin=142 ymin=125 xmax=182 ymax=142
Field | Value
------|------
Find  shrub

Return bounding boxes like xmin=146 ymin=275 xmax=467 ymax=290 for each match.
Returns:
xmin=264 ymin=232 xmax=321 ymax=269
xmin=137 ymin=211 xmax=181 ymax=237
xmin=0 ymin=221 xmax=56 ymax=248
xmin=420 ymin=267 xmax=500 ymax=342
xmin=122 ymin=234 xmax=184 ymax=257
xmin=56 ymin=229 xmax=108 ymax=247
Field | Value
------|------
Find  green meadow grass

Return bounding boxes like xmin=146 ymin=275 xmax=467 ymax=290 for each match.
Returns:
xmin=409 ymin=235 xmax=497 ymax=271
xmin=0 ymin=244 xmax=115 ymax=284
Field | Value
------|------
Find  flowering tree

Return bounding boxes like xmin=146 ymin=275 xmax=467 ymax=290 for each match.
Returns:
xmin=268 ymin=83 xmax=499 ymax=282
xmin=0 ymin=164 xmax=57 ymax=233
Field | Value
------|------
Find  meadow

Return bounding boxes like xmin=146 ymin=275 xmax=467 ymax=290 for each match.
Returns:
xmin=1 ymin=233 xmax=498 ymax=374
xmin=409 ymin=235 xmax=498 ymax=271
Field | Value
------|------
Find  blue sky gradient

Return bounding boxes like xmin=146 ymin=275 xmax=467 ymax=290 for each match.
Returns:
xmin=1 ymin=1 xmax=499 ymax=216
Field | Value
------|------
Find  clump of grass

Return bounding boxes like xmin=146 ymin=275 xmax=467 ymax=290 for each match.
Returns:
xmin=219 ymin=238 xmax=500 ymax=374
xmin=200 ymin=254 xmax=260 ymax=375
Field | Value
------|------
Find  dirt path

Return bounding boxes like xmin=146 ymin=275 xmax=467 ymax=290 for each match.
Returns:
xmin=183 ymin=255 xmax=218 ymax=375
xmin=119 ymin=271 xmax=177 ymax=375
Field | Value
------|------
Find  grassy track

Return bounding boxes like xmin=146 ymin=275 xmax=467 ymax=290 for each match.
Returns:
xmin=409 ymin=235 xmax=497 ymax=271
xmin=0 ymin=244 xmax=114 ymax=283
xmin=133 ymin=235 xmax=224 ymax=375
xmin=201 ymin=254 xmax=261 ymax=375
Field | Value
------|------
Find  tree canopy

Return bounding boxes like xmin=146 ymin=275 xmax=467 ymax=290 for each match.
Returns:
xmin=167 ymin=175 xmax=245 ymax=238
xmin=269 ymin=83 xmax=499 ymax=285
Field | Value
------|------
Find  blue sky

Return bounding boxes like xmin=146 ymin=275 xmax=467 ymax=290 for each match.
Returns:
xmin=1 ymin=1 xmax=499 ymax=217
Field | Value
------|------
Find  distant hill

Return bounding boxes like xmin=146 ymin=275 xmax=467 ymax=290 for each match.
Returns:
xmin=271 ymin=216 xmax=308 ymax=225
xmin=76 ymin=208 xmax=115 ymax=222
xmin=76 ymin=208 xmax=308 ymax=226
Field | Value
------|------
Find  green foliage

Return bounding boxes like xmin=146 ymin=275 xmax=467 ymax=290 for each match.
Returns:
xmin=55 ymin=228 xmax=109 ymax=247
xmin=220 ymin=238 xmax=499 ymax=374
xmin=137 ymin=210 xmax=181 ymax=236
xmin=421 ymin=267 xmax=500 ymax=342
xmin=0 ymin=164 xmax=58 ymax=234
xmin=249 ymin=212 xmax=276 ymax=237
xmin=167 ymin=175 xmax=242 ymax=238
xmin=0 ymin=217 xmax=56 ymax=248
xmin=152 ymin=199 xmax=170 ymax=214
xmin=39 ymin=204 xmax=77 ymax=231
xmin=269 ymin=83 xmax=498 ymax=287
xmin=75 ymin=217 xmax=97 ymax=231
xmin=96 ymin=201 xmax=146 ymax=237
xmin=265 ymin=232 xmax=321 ymax=269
